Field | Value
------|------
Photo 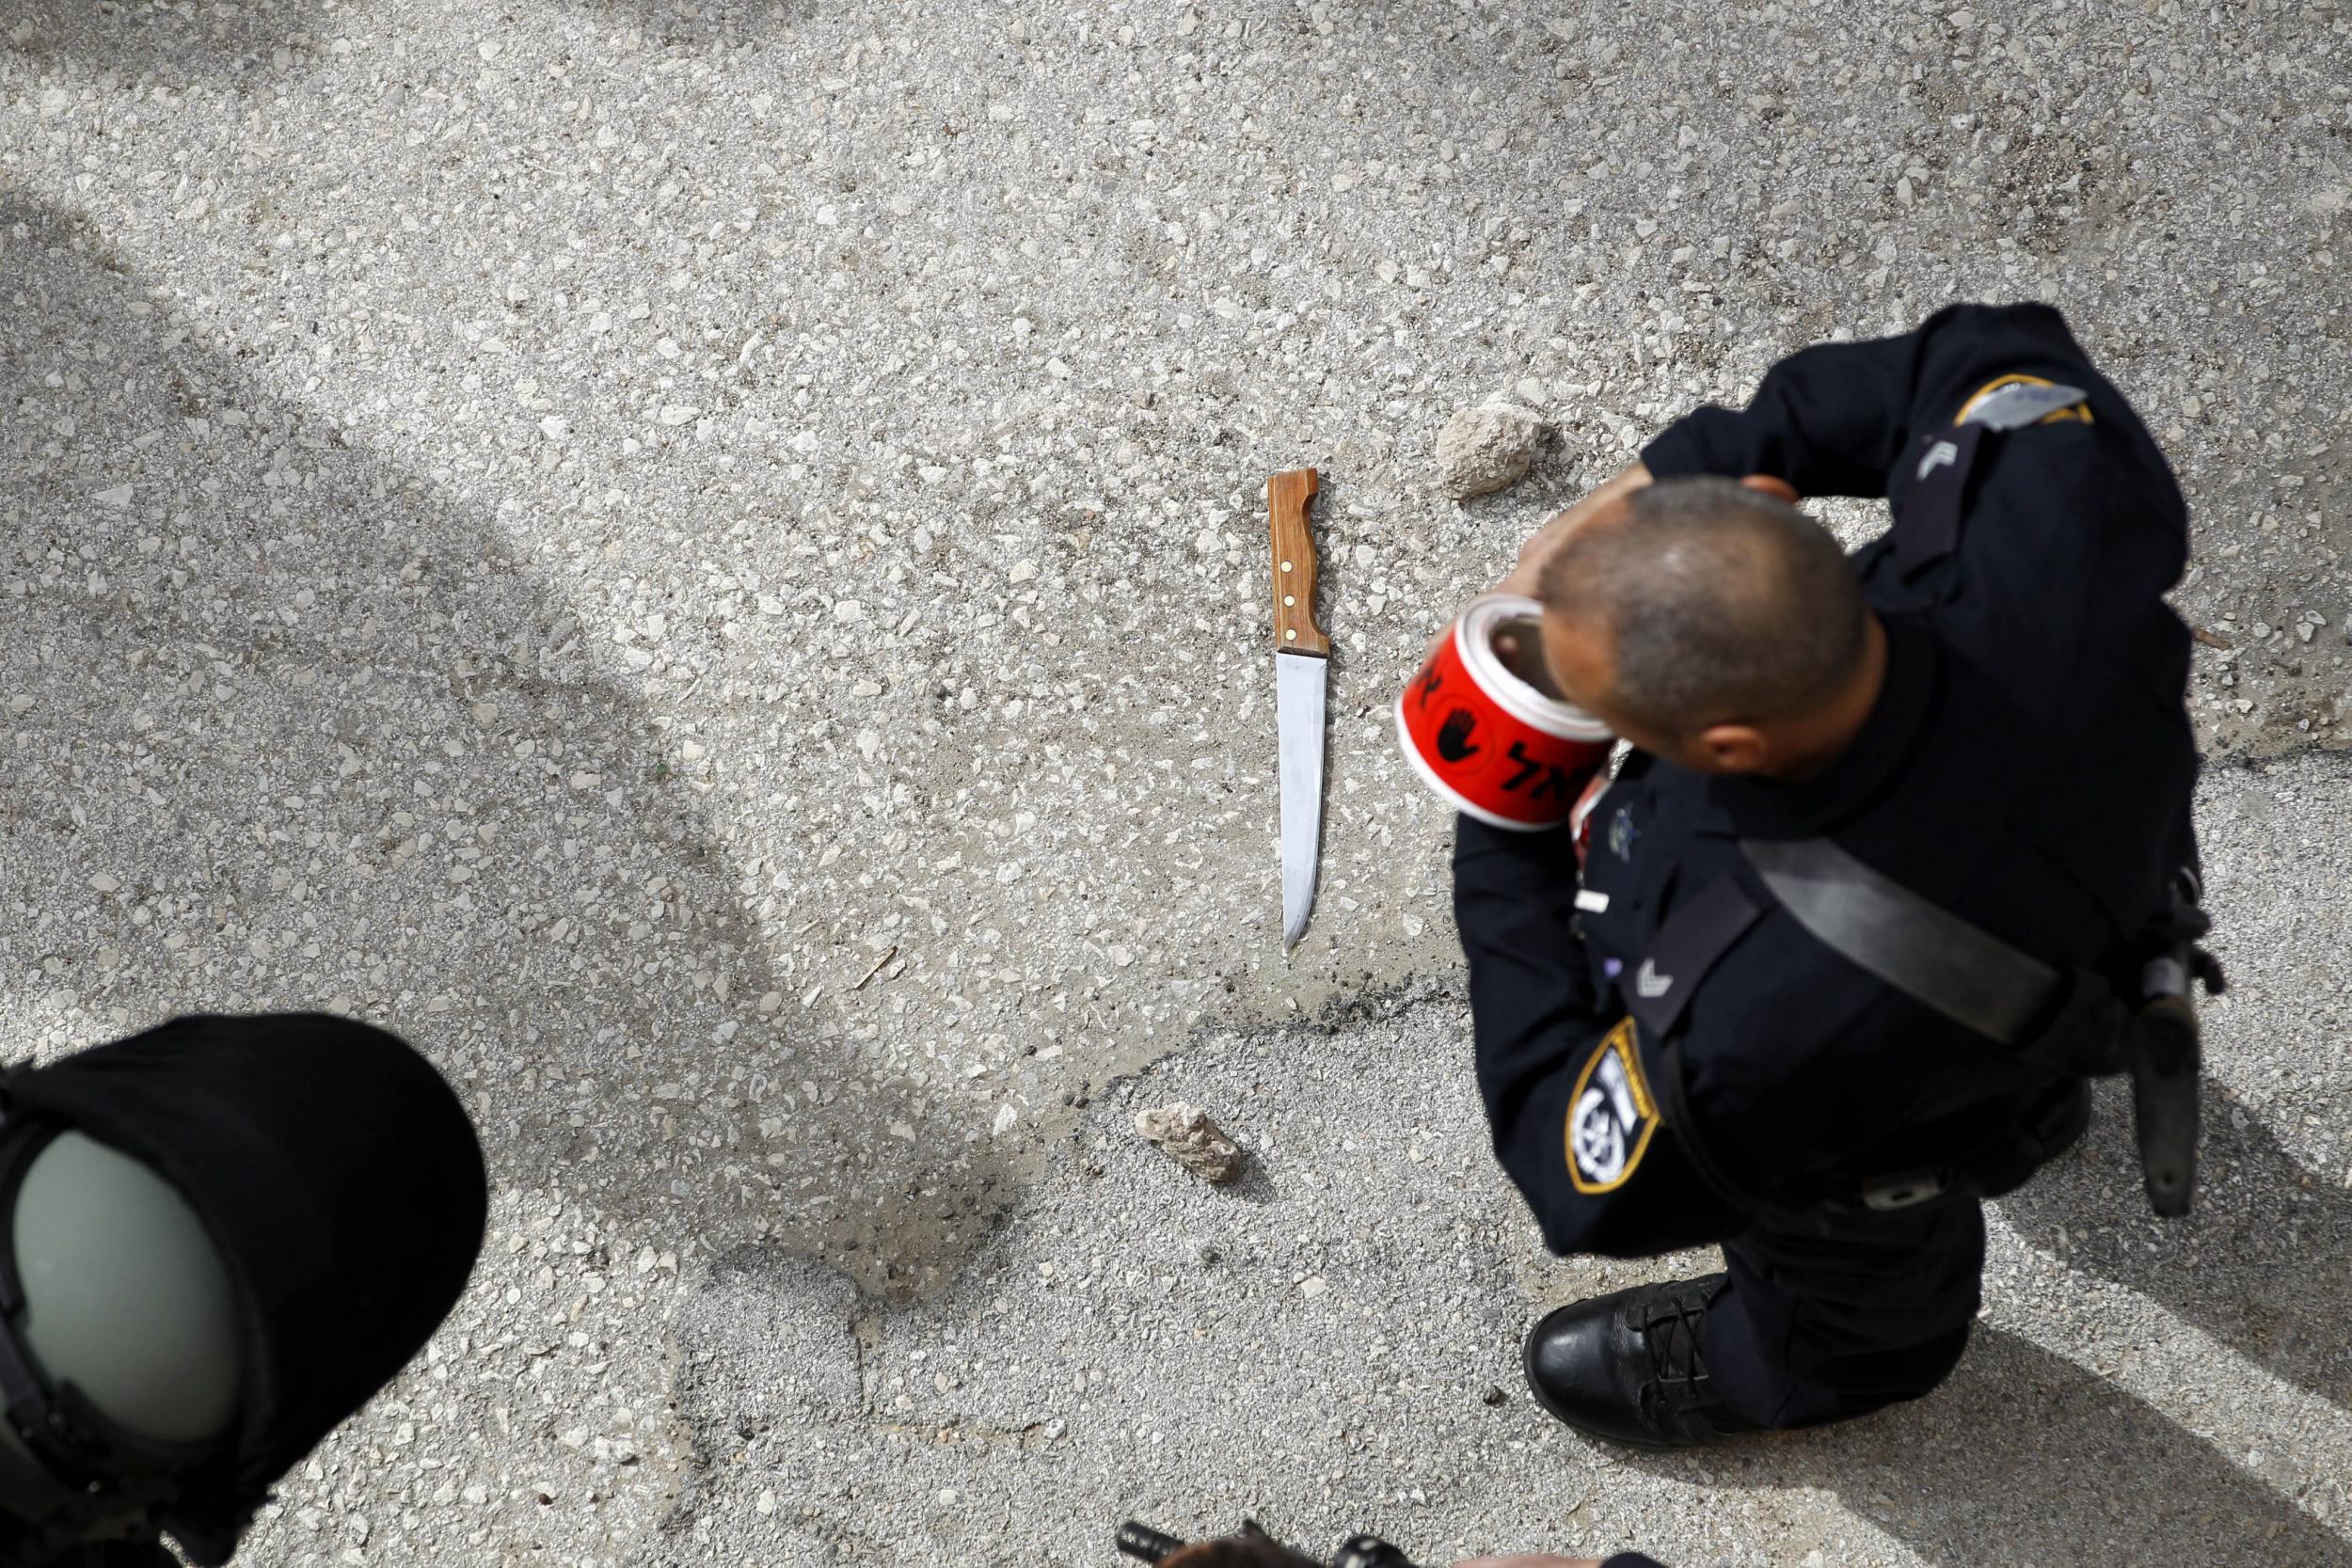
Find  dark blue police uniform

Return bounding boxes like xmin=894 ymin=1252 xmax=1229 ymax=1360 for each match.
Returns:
xmin=1454 ymin=303 xmax=2200 ymax=1432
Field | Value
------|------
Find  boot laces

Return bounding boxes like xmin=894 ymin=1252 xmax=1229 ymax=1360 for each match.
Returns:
xmin=1639 ymin=1291 xmax=1714 ymax=1412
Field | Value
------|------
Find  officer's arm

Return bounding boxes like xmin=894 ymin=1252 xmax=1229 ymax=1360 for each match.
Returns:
xmin=1454 ymin=819 xmax=1747 ymax=1258
xmin=1904 ymin=305 xmax=2191 ymax=631
xmin=1639 ymin=313 xmax=1959 ymax=498
xmin=1641 ymin=302 xmax=2185 ymax=537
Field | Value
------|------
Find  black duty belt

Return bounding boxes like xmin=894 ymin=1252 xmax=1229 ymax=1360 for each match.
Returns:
xmin=1635 ymin=837 xmax=2219 ymax=1218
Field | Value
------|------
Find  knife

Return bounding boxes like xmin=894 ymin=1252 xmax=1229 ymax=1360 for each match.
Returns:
xmin=1269 ymin=467 xmax=1328 ymax=951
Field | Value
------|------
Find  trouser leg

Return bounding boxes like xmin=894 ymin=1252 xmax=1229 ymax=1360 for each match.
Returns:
xmin=1698 ymin=1196 xmax=1987 ymax=1429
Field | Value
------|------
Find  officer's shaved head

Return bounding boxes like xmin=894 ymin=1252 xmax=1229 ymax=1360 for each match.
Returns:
xmin=1538 ymin=477 xmax=1866 ymax=736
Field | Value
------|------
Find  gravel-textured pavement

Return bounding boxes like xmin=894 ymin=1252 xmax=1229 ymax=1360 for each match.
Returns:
xmin=3 ymin=0 xmax=2348 ymax=1563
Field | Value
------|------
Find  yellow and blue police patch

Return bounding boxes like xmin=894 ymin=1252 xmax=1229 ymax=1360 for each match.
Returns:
xmin=1956 ymin=372 xmax=2092 ymax=429
xmin=1565 ymin=1018 xmax=1660 ymax=1195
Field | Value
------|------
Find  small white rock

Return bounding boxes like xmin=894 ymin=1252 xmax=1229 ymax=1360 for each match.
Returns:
xmin=1135 ymin=1102 xmax=1245 ymax=1183
xmin=1436 ymin=404 xmax=1548 ymax=499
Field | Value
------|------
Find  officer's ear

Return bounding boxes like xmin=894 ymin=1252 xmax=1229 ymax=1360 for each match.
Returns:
xmin=1689 ymin=722 xmax=1772 ymax=775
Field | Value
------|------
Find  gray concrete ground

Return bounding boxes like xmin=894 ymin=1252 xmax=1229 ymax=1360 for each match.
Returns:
xmin=1 ymin=0 xmax=2347 ymax=1563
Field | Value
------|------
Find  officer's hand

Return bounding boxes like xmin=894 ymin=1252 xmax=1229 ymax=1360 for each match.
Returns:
xmin=1485 ymin=462 xmax=1654 ymax=685
xmin=1422 ymin=465 xmax=1801 ymax=674
xmin=1449 ymin=1555 xmax=1604 ymax=1568
xmin=1495 ymin=463 xmax=1655 ymax=600
xmin=1501 ymin=467 xmax=1804 ymax=601
xmin=1492 ymin=467 xmax=1804 ymax=649
xmin=1417 ymin=464 xmax=1654 ymax=673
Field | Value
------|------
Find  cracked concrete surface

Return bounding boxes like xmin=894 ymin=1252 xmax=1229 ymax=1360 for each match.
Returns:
xmin=2 ymin=0 xmax=2348 ymax=1563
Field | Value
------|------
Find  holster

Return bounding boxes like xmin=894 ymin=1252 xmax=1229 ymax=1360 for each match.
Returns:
xmin=1651 ymin=845 xmax=2221 ymax=1221
xmin=1823 ymin=903 xmax=2218 ymax=1219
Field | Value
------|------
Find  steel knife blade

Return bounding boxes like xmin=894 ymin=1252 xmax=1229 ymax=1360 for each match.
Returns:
xmin=1269 ymin=467 xmax=1328 ymax=951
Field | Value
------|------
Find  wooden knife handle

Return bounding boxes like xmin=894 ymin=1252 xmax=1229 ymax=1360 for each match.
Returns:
xmin=1268 ymin=467 xmax=1328 ymax=657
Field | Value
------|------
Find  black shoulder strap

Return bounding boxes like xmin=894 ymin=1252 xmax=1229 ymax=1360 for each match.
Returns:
xmin=1896 ymin=379 xmax=2090 ymax=576
xmin=1740 ymin=836 xmax=2062 ymax=1046
xmin=1622 ymin=874 xmax=1761 ymax=1040
xmin=1621 ymin=875 xmax=1767 ymax=1214
xmin=1650 ymin=1034 xmax=1759 ymax=1217
xmin=1894 ymin=424 xmax=1985 ymax=575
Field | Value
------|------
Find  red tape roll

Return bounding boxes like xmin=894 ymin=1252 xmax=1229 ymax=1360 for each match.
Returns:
xmin=1395 ymin=594 xmax=1613 ymax=832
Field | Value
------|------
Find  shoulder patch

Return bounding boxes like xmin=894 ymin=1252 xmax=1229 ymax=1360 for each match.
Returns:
xmin=1565 ymin=1018 xmax=1661 ymax=1195
xmin=1955 ymin=372 xmax=2092 ymax=430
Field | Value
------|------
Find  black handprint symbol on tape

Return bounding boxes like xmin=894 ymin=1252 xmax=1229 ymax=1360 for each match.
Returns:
xmin=1436 ymin=708 xmax=1481 ymax=764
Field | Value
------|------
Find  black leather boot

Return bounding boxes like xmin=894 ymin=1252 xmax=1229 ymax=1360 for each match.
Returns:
xmin=1522 ymin=1273 xmax=1764 ymax=1448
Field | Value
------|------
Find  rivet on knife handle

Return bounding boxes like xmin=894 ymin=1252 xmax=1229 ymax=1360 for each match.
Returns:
xmin=1268 ymin=468 xmax=1328 ymax=657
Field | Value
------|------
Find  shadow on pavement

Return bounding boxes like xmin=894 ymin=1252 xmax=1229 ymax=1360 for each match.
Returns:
xmin=1620 ymin=1324 xmax=2349 ymax=1568
xmin=2000 ymin=1081 xmax=2352 ymax=1414
xmin=0 ymin=191 xmax=1010 ymax=1301
xmin=0 ymin=0 xmax=334 ymax=79
xmin=1 ymin=0 xmax=812 ymax=83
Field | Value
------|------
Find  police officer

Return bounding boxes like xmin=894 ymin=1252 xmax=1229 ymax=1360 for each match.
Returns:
xmin=1453 ymin=303 xmax=2204 ymax=1445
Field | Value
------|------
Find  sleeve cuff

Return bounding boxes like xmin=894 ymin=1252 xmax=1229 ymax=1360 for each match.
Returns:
xmin=1638 ymin=421 xmax=1713 ymax=480
xmin=1453 ymin=812 xmax=1581 ymax=879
